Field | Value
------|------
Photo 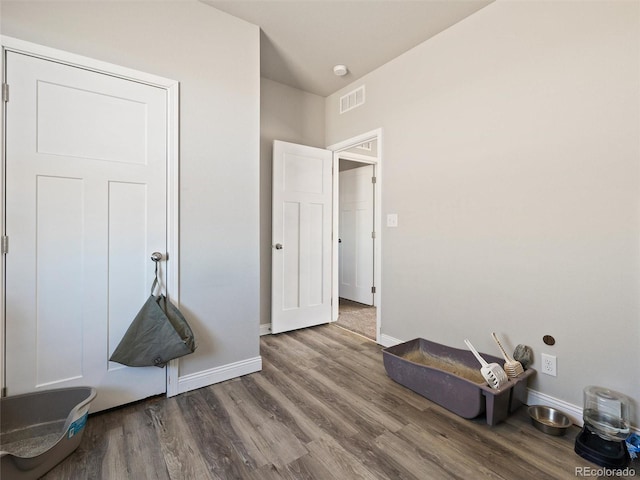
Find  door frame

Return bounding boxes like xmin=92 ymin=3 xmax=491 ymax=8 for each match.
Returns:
xmin=0 ymin=36 xmax=181 ymax=397
xmin=327 ymin=128 xmax=382 ymax=343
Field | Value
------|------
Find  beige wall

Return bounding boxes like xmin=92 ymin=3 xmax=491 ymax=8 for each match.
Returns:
xmin=326 ymin=1 xmax=640 ymax=423
xmin=260 ymin=77 xmax=325 ymax=327
xmin=1 ymin=1 xmax=261 ymax=377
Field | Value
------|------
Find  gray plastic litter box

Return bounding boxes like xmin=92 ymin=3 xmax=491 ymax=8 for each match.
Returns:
xmin=383 ymin=338 xmax=535 ymax=425
xmin=1 ymin=387 xmax=97 ymax=480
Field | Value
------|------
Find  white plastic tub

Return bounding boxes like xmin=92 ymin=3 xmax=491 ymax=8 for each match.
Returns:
xmin=1 ymin=387 xmax=96 ymax=480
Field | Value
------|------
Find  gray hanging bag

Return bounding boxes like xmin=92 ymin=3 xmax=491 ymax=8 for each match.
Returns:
xmin=110 ymin=260 xmax=196 ymax=367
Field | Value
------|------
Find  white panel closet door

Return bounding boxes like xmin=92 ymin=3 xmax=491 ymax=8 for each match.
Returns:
xmin=339 ymin=165 xmax=375 ymax=305
xmin=5 ymin=52 xmax=168 ymax=412
xmin=271 ymin=141 xmax=333 ymax=334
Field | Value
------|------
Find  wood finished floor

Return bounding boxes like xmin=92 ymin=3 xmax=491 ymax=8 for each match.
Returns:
xmin=43 ymin=324 xmax=638 ymax=479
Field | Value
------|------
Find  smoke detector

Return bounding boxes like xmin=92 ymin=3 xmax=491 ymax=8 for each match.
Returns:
xmin=333 ymin=64 xmax=348 ymax=76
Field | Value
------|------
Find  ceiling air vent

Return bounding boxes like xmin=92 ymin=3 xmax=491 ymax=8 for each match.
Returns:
xmin=339 ymin=85 xmax=365 ymax=114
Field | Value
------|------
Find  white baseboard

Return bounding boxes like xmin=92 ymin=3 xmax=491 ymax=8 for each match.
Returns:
xmin=526 ymin=389 xmax=640 ymax=432
xmin=526 ymin=388 xmax=583 ymax=426
xmin=176 ymin=356 xmax=262 ymax=395
xmin=378 ymin=333 xmax=403 ymax=348
xmin=260 ymin=323 xmax=272 ymax=336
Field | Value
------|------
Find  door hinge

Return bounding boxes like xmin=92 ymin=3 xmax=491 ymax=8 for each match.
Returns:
xmin=371 ymin=231 xmax=376 ymax=239
xmin=2 ymin=84 xmax=8 ymax=103
xmin=372 ymin=176 xmax=377 ymax=184
xmin=371 ymin=286 xmax=376 ymax=294
xmin=1 ymin=387 xmax=6 ymax=397
xmin=1 ymin=235 xmax=8 ymax=254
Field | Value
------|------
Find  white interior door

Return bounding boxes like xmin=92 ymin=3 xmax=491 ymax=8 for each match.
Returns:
xmin=339 ymin=165 xmax=375 ymax=305
xmin=272 ymin=141 xmax=333 ymax=334
xmin=4 ymin=52 xmax=168 ymax=412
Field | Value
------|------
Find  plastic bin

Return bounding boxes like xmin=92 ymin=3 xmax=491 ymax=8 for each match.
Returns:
xmin=1 ymin=387 xmax=97 ymax=480
xmin=383 ymin=338 xmax=534 ymax=425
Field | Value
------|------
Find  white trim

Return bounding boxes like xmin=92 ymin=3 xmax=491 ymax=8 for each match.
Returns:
xmin=165 ymin=81 xmax=181 ymax=397
xmin=328 ymin=129 xmax=383 ymax=152
xmin=0 ymin=36 xmax=181 ymax=399
xmin=525 ymin=390 xmax=639 ymax=432
xmin=260 ymin=323 xmax=272 ymax=336
xmin=336 ymin=151 xmax=377 ymax=163
xmin=379 ymin=333 xmax=403 ymax=348
xmin=525 ymin=389 xmax=638 ymax=432
xmin=0 ymin=36 xmax=176 ymax=88
xmin=327 ymin=128 xmax=383 ymax=344
xmin=176 ymin=356 xmax=263 ymax=395
xmin=526 ymin=388 xmax=583 ymax=426
xmin=1 ymin=40 xmax=6 ymax=396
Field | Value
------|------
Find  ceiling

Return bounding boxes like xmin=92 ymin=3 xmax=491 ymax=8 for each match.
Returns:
xmin=204 ymin=0 xmax=493 ymax=97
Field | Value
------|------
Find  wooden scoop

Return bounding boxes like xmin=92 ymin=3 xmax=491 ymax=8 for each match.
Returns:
xmin=491 ymin=332 xmax=524 ymax=378
xmin=464 ymin=339 xmax=509 ymax=389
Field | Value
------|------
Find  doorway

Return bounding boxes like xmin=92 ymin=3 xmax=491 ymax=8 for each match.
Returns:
xmin=269 ymin=129 xmax=382 ymax=340
xmin=328 ymin=130 xmax=382 ymax=343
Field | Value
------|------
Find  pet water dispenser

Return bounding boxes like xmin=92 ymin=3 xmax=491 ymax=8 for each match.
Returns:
xmin=575 ymin=386 xmax=632 ymax=469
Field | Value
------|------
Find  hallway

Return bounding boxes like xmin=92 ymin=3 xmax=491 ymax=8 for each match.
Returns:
xmin=336 ymin=298 xmax=376 ymax=341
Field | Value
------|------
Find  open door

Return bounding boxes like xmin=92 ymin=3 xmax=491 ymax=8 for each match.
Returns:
xmin=271 ymin=141 xmax=333 ymax=334
xmin=339 ymin=164 xmax=375 ymax=305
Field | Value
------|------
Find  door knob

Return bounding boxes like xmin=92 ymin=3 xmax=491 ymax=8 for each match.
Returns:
xmin=274 ymin=243 xmax=283 ymax=250
xmin=150 ymin=252 xmax=163 ymax=262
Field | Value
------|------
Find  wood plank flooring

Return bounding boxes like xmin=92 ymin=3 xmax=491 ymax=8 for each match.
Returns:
xmin=42 ymin=324 xmax=638 ymax=479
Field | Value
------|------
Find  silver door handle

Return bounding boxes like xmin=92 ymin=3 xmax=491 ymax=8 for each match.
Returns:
xmin=274 ymin=243 xmax=283 ymax=250
xmin=150 ymin=252 xmax=163 ymax=262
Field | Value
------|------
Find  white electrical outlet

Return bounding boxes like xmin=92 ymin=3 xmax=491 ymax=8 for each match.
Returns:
xmin=541 ymin=353 xmax=557 ymax=376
